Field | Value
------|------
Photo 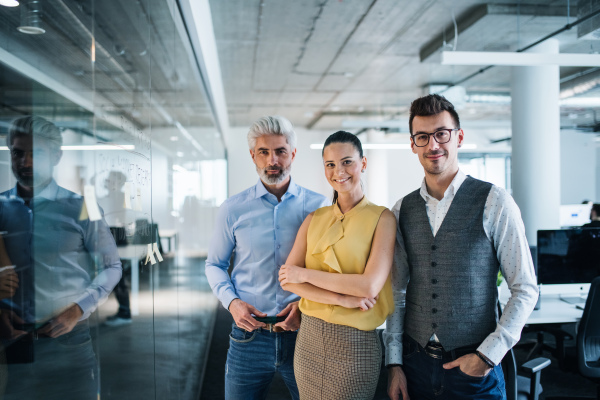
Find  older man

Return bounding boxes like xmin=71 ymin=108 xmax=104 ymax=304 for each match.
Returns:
xmin=205 ymin=116 xmax=328 ymax=399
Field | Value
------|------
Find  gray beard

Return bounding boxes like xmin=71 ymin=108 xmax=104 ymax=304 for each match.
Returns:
xmin=257 ymin=165 xmax=291 ymax=185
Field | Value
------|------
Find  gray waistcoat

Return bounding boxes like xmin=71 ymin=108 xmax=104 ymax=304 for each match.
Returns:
xmin=399 ymin=176 xmax=499 ymax=351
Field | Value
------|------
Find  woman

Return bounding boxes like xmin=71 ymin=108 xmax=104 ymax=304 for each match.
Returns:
xmin=278 ymin=131 xmax=396 ymax=400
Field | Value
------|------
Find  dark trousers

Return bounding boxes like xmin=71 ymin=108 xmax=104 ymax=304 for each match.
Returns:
xmin=403 ymin=335 xmax=506 ymax=400
xmin=114 ymin=259 xmax=131 ymax=318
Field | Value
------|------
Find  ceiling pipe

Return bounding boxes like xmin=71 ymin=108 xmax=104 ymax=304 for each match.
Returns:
xmin=442 ymin=7 xmax=600 ymax=91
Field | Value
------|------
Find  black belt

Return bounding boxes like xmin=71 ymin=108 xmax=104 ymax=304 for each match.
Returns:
xmin=406 ymin=335 xmax=478 ymax=361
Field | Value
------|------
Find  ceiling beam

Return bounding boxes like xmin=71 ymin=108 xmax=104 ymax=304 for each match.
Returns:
xmin=420 ymin=3 xmax=578 ymax=62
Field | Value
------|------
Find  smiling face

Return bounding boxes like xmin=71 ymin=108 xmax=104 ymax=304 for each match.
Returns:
xmin=250 ymin=134 xmax=296 ymax=185
xmin=322 ymin=142 xmax=366 ymax=198
xmin=411 ymin=111 xmax=463 ymax=178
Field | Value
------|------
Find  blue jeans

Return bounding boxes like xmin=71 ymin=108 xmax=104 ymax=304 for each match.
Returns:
xmin=402 ymin=336 xmax=506 ymax=400
xmin=225 ymin=324 xmax=299 ymax=400
xmin=4 ymin=323 xmax=98 ymax=400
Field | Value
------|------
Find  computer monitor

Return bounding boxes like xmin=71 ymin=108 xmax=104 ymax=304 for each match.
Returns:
xmin=537 ymin=228 xmax=600 ymax=294
xmin=559 ymin=204 xmax=592 ymax=227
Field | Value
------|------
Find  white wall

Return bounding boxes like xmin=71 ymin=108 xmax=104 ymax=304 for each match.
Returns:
xmin=560 ymin=130 xmax=598 ymax=204
xmin=227 ymin=127 xmax=332 ymax=199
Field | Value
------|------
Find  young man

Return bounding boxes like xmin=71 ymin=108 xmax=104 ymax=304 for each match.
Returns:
xmin=205 ymin=116 xmax=328 ymax=400
xmin=384 ymin=95 xmax=538 ymax=400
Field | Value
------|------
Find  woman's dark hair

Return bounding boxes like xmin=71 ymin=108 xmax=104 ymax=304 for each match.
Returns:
xmin=322 ymin=131 xmax=364 ymax=204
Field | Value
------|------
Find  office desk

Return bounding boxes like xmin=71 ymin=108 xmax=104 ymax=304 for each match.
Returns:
xmin=159 ymin=229 xmax=178 ymax=253
xmin=499 ymin=282 xmax=587 ymax=325
xmin=526 ymin=294 xmax=584 ymax=324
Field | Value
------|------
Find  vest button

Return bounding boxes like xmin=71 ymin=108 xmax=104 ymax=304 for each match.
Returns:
xmin=431 ymin=261 xmax=437 ymax=267
xmin=432 ymin=293 xmax=438 ymax=299
xmin=431 ymin=279 xmax=438 ymax=284
xmin=432 ymin=323 xmax=438 ymax=329
xmin=432 ymin=308 xmax=438 ymax=313
xmin=431 ymin=245 xmax=437 ymax=250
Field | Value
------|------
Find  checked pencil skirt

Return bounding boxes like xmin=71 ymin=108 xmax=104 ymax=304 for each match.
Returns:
xmin=294 ymin=314 xmax=381 ymax=400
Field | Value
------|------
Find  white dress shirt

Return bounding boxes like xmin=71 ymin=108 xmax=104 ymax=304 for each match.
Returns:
xmin=383 ymin=169 xmax=539 ymax=366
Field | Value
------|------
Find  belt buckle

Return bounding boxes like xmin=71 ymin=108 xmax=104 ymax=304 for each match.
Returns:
xmin=424 ymin=341 xmax=443 ymax=359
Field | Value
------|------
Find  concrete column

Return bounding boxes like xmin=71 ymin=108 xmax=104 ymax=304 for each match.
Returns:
xmin=511 ymin=39 xmax=561 ymax=245
xmin=365 ymin=130 xmax=390 ymax=208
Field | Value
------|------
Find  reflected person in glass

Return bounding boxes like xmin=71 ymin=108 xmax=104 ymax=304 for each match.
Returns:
xmin=205 ymin=116 xmax=328 ymax=400
xmin=0 ymin=116 xmax=122 ymax=400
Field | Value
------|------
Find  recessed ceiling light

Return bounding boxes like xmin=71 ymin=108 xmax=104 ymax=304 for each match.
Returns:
xmin=0 ymin=0 xmax=19 ymax=7
xmin=170 ymin=136 xmax=179 ymax=141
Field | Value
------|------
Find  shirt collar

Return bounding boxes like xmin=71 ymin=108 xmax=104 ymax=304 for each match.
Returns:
xmin=419 ymin=169 xmax=466 ymax=202
xmin=11 ymin=179 xmax=59 ymax=202
xmin=333 ymin=195 xmax=369 ymax=220
xmin=253 ymin=177 xmax=299 ymax=199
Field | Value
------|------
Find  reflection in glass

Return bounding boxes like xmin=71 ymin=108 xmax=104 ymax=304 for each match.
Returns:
xmin=0 ymin=116 xmax=122 ymax=399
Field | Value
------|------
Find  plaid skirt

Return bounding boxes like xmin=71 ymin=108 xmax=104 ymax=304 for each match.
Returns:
xmin=294 ymin=314 xmax=381 ymax=400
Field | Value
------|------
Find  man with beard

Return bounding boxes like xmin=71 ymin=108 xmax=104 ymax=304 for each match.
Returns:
xmin=0 ymin=116 xmax=122 ymax=399
xmin=205 ymin=116 xmax=328 ymax=399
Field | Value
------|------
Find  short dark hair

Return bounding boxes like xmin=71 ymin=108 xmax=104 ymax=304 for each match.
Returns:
xmin=409 ymin=94 xmax=460 ymax=134
xmin=322 ymin=131 xmax=364 ymax=205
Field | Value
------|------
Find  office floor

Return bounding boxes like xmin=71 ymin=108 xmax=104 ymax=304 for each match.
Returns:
xmin=91 ymin=256 xmax=218 ymax=399
xmin=201 ymin=312 xmax=598 ymax=399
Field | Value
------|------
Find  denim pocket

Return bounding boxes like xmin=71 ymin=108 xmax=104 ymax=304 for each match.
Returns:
xmin=402 ymin=339 xmax=419 ymax=360
xmin=57 ymin=330 xmax=92 ymax=348
xmin=229 ymin=326 xmax=257 ymax=343
xmin=455 ymin=366 xmax=489 ymax=381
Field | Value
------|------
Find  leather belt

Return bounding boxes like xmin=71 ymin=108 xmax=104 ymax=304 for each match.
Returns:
xmin=406 ymin=335 xmax=477 ymax=361
xmin=262 ymin=323 xmax=285 ymax=333
xmin=424 ymin=341 xmax=477 ymax=361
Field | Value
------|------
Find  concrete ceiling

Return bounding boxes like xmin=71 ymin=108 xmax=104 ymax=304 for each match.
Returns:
xmin=209 ymin=0 xmax=600 ymax=132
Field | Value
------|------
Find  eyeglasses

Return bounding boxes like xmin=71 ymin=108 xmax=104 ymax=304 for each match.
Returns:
xmin=410 ymin=128 xmax=459 ymax=147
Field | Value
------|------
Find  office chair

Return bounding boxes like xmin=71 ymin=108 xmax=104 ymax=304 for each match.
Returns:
xmin=547 ymin=276 xmax=600 ymax=400
xmin=499 ymin=302 xmax=552 ymax=400
xmin=503 ymin=341 xmax=551 ymax=400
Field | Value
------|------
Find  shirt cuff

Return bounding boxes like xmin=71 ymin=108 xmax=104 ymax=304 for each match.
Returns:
xmin=477 ymin=336 xmax=509 ymax=366
xmin=74 ymin=293 xmax=94 ymax=320
xmin=220 ymin=290 xmax=239 ymax=311
xmin=385 ymin=342 xmax=403 ymax=366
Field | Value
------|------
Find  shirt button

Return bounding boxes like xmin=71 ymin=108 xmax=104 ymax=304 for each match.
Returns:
xmin=432 ymin=308 xmax=438 ymax=314
xmin=432 ymin=323 xmax=438 ymax=329
xmin=276 ymin=226 xmax=280 ymax=229
xmin=431 ymin=279 xmax=438 ymax=284
xmin=431 ymin=245 xmax=437 ymax=251
xmin=277 ymin=245 xmax=280 ymax=249
xmin=431 ymin=261 xmax=437 ymax=267
xmin=432 ymin=293 xmax=438 ymax=299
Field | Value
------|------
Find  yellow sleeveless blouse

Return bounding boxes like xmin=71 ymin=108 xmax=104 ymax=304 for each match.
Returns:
xmin=299 ymin=196 xmax=394 ymax=331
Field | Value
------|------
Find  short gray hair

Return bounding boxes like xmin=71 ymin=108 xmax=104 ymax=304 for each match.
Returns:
xmin=247 ymin=116 xmax=296 ymax=150
xmin=7 ymin=115 xmax=63 ymax=151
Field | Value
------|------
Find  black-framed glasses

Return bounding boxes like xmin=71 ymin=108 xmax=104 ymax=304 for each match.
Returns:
xmin=410 ymin=128 xmax=459 ymax=147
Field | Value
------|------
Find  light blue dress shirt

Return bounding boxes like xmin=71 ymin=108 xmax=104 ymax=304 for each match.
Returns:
xmin=205 ymin=178 xmax=328 ymax=316
xmin=0 ymin=180 xmax=122 ymax=323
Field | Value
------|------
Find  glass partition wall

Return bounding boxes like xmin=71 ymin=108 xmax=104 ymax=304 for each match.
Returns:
xmin=0 ymin=1 xmax=224 ymax=399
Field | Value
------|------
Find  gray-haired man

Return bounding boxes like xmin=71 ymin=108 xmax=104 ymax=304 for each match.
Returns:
xmin=205 ymin=116 xmax=328 ymax=399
